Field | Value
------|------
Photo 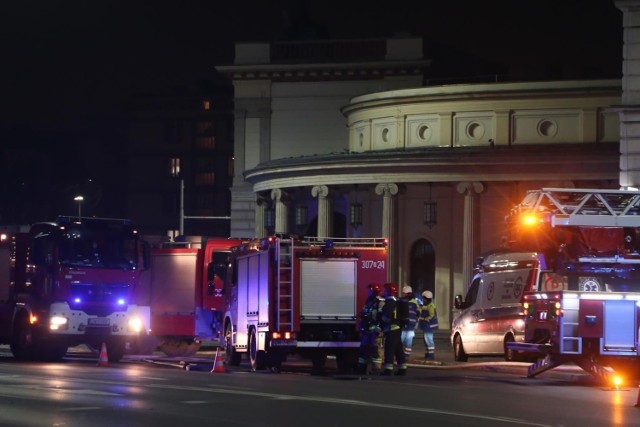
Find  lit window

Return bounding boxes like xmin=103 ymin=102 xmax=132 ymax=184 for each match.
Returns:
xmin=170 ymin=158 xmax=181 ymax=177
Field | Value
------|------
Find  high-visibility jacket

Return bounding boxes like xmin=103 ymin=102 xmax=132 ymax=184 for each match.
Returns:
xmin=402 ymin=296 xmax=422 ymax=332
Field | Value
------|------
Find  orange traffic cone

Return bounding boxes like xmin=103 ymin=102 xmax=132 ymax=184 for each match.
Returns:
xmin=210 ymin=347 xmax=226 ymax=373
xmin=97 ymin=342 xmax=110 ymax=367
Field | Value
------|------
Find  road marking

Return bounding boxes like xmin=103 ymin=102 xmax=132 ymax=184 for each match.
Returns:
xmin=61 ymin=407 xmax=102 ymax=411
xmin=182 ymin=400 xmax=209 ymax=404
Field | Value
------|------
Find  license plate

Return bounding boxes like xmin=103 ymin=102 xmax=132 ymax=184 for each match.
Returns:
xmin=88 ymin=317 xmax=110 ymax=326
xmin=270 ymin=340 xmax=296 ymax=347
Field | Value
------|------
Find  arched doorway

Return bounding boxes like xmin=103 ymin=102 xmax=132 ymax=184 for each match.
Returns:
xmin=409 ymin=239 xmax=435 ymax=298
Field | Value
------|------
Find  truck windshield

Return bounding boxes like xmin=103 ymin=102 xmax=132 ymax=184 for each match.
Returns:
xmin=58 ymin=228 xmax=138 ymax=270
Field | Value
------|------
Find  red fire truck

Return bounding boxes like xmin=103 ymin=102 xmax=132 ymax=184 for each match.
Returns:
xmin=0 ymin=216 xmax=150 ymax=362
xmin=142 ymin=238 xmax=244 ymax=356
xmin=504 ymin=188 xmax=640 ymax=383
xmin=219 ymin=236 xmax=388 ymax=373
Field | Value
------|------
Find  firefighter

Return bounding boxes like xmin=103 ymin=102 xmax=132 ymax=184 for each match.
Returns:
xmin=356 ymin=283 xmax=384 ymax=375
xmin=400 ymin=285 xmax=422 ymax=357
xmin=380 ymin=282 xmax=407 ymax=376
xmin=419 ymin=290 xmax=438 ymax=360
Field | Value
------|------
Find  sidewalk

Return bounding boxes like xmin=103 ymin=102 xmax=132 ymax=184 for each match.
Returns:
xmin=405 ymin=329 xmax=452 ymax=366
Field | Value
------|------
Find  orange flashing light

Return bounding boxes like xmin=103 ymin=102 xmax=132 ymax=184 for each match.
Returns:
xmin=521 ymin=213 xmax=541 ymax=226
xmin=29 ymin=314 xmax=38 ymax=324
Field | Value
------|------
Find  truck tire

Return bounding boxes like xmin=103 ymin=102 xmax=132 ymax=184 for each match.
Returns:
xmin=453 ymin=334 xmax=468 ymax=362
xmin=249 ymin=329 xmax=266 ymax=371
xmin=10 ymin=312 xmax=37 ymax=361
xmin=224 ymin=324 xmax=241 ymax=366
xmin=107 ymin=339 xmax=126 ymax=362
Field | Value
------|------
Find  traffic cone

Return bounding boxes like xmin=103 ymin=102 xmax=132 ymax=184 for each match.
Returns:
xmin=97 ymin=342 xmax=109 ymax=367
xmin=210 ymin=347 xmax=226 ymax=373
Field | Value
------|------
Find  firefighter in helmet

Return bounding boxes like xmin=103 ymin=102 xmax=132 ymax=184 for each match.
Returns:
xmin=380 ymin=282 xmax=407 ymax=376
xmin=419 ymin=290 xmax=438 ymax=360
xmin=356 ymin=283 xmax=384 ymax=375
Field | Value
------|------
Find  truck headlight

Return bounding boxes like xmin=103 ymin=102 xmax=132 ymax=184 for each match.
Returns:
xmin=50 ymin=316 xmax=68 ymax=331
xmin=128 ymin=317 xmax=144 ymax=333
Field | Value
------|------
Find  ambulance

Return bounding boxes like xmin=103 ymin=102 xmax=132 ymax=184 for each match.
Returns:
xmin=451 ymin=251 xmax=542 ymax=362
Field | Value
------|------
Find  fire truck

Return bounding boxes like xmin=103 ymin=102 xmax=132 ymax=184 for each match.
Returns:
xmin=219 ymin=236 xmax=388 ymax=373
xmin=142 ymin=238 xmax=244 ymax=356
xmin=504 ymin=188 xmax=640 ymax=383
xmin=0 ymin=216 xmax=150 ymax=362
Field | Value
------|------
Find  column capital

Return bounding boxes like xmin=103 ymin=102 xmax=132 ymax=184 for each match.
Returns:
xmin=311 ymin=185 xmax=330 ymax=198
xmin=271 ymin=188 xmax=289 ymax=202
xmin=456 ymin=182 xmax=484 ymax=195
xmin=375 ymin=183 xmax=399 ymax=196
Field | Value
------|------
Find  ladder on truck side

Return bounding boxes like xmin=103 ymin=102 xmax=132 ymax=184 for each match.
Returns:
xmin=276 ymin=237 xmax=294 ymax=332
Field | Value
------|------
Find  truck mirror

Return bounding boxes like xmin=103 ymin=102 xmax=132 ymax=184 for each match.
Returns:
xmin=454 ymin=294 xmax=463 ymax=309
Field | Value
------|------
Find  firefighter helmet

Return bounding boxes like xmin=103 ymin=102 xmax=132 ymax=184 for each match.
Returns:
xmin=368 ymin=283 xmax=382 ymax=295
xmin=383 ymin=282 xmax=398 ymax=296
xmin=422 ymin=290 xmax=433 ymax=299
xmin=402 ymin=285 xmax=412 ymax=294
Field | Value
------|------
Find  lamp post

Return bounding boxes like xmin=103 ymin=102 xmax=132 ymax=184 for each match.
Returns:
xmin=74 ymin=195 xmax=84 ymax=221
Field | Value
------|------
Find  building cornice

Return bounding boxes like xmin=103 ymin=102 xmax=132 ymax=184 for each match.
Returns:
xmin=244 ymin=144 xmax=619 ymax=192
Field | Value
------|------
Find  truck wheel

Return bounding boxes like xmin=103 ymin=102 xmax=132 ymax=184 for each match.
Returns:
xmin=249 ymin=329 xmax=266 ymax=371
xmin=107 ymin=340 xmax=126 ymax=363
xmin=453 ymin=334 xmax=468 ymax=362
xmin=311 ymin=353 xmax=327 ymax=370
xmin=10 ymin=313 xmax=36 ymax=361
xmin=224 ymin=324 xmax=241 ymax=366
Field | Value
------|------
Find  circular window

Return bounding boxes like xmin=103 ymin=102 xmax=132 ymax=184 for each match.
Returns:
xmin=418 ymin=124 xmax=432 ymax=141
xmin=382 ymin=128 xmax=390 ymax=143
xmin=537 ymin=119 xmax=558 ymax=137
xmin=359 ymin=132 xmax=364 ymax=147
xmin=466 ymin=122 xmax=485 ymax=140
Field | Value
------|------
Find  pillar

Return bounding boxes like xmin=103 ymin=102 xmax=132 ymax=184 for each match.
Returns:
xmin=456 ymin=182 xmax=484 ymax=288
xmin=312 ymin=185 xmax=333 ymax=237
xmin=375 ymin=183 xmax=399 ymax=282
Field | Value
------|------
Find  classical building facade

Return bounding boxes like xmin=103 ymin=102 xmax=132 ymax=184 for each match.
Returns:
xmin=217 ymin=11 xmax=640 ymax=326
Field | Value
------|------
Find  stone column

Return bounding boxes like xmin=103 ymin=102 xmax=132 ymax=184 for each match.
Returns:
xmin=271 ymin=188 xmax=288 ymax=235
xmin=311 ymin=185 xmax=332 ymax=237
xmin=456 ymin=182 xmax=484 ymax=288
xmin=375 ymin=183 xmax=399 ymax=282
xmin=254 ymin=196 xmax=266 ymax=238
xmin=616 ymin=1 xmax=640 ymax=188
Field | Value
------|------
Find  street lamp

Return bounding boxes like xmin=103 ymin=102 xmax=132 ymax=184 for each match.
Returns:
xmin=74 ymin=195 xmax=84 ymax=221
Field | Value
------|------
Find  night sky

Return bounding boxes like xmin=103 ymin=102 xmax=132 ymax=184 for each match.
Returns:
xmin=0 ymin=0 xmax=623 ymax=224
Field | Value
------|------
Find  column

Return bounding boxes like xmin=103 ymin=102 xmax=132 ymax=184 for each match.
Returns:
xmin=311 ymin=185 xmax=332 ymax=237
xmin=254 ymin=196 xmax=266 ymax=238
xmin=271 ymin=188 xmax=288 ymax=235
xmin=616 ymin=1 xmax=640 ymax=188
xmin=456 ymin=182 xmax=484 ymax=288
xmin=375 ymin=183 xmax=399 ymax=282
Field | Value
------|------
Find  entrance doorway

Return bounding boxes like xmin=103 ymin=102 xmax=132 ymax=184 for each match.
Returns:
xmin=410 ymin=239 xmax=435 ymax=298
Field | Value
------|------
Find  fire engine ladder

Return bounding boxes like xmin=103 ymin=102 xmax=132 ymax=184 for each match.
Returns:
xmin=520 ymin=188 xmax=640 ymax=228
xmin=518 ymin=188 xmax=640 ymax=263
xmin=276 ymin=237 xmax=294 ymax=331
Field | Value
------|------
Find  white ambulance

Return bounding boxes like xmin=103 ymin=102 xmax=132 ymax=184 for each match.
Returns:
xmin=451 ymin=252 xmax=543 ymax=362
